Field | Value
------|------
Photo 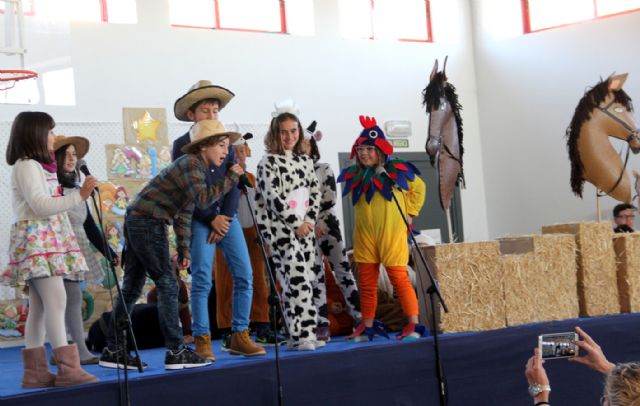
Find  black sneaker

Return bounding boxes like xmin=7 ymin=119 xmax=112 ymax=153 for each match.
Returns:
xmin=255 ymin=328 xmax=287 ymax=346
xmin=165 ymin=346 xmax=212 ymax=370
xmin=221 ymin=333 xmax=231 ymax=352
xmin=99 ymin=347 xmax=147 ymax=370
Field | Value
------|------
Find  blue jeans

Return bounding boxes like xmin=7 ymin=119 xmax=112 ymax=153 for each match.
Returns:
xmin=107 ymin=215 xmax=183 ymax=351
xmin=190 ymin=216 xmax=253 ymax=336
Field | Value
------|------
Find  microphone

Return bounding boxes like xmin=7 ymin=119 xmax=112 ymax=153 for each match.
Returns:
xmin=227 ymin=162 xmax=253 ymax=191
xmin=77 ymin=159 xmax=99 ymax=194
xmin=375 ymin=165 xmax=396 ymax=186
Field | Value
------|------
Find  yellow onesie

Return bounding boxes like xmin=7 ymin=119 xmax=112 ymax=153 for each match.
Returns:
xmin=352 ymin=176 xmax=426 ymax=266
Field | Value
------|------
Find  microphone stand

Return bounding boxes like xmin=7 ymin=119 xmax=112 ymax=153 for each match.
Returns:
xmin=383 ymin=173 xmax=449 ymax=406
xmin=88 ymin=189 xmax=144 ymax=406
xmin=238 ymin=179 xmax=289 ymax=406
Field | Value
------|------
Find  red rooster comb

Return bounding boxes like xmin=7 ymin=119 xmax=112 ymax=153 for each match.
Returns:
xmin=359 ymin=115 xmax=377 ymax=129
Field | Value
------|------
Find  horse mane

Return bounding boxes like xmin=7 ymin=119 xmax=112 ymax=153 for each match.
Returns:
xmin=566 ymin=77 xmax=634 ymax=197
xmin=422 ymin=71 xmax=465 ymax=173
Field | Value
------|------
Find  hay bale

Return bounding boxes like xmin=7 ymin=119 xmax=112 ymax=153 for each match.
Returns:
xmin=499 ymin=235 xmax=579 ymax=326
xmin=542 ymin=222 xmax=619 ymax=316
xmin=613 ymin=233 xmax=640 ymax=313
xmin=414 ymin=241 xmax=505 ymax=333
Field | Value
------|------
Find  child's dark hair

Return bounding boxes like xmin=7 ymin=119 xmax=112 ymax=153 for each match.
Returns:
xmin=308 ymin=136 xmax=321 ymax=162
xmin=264 ymin=112 xmax=305 ymax=155
xmin=6 ymin=111 xmax=55 ymax=166
xmin=188 ymin=98 xmax=220 ymax=114
xmin=55 ymin=144 xmax=80 ymax=188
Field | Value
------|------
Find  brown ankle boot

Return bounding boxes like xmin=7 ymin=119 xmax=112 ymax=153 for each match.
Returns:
xmin=195 ymin=334 xmax=215 ymax=361
xmin=22 ymin=346 xmax=56 ymax=388
xmin=53 ymin=344 xmax=99 ymax=387
xmin=230 ymin=330 xmax=266 ymax=357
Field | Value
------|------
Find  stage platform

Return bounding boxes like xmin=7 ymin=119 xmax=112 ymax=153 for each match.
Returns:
xmin=2 ymin=313 xmax=640 ymax=405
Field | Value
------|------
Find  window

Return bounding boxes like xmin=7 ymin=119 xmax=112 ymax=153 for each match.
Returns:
xmin=523 ymin=0 xmax=640 ymax=33
xmin=67 ymin=0 xmax=137 ymax=23
xmin=169 ymin=0 xmax=315 ymax=35
xmin=339 ymin=0 xmax=432 ymax=42
xmin=0 ymin=0 xmax=35 ymax=15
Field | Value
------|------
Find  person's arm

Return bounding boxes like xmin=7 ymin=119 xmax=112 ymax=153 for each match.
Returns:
xmin=16 ymin=160 xmax=83 ymax=217
xmin=174 ymin=203 xmax=195 ymax=263
xmin=172 ymin=134 xmax=188 ymax=162
xmin=569 ymin=326 xmax=616 ymax=373
xmin=304 ymin=157 xmax=320 ymax=226
xmin=525 ymin=348 xmax=551 ymax=405
xmin=219 ymin=147 xmax=240 ymax=218
xmin=182 ymin=155 xmax=239 ymax=211
xmin=405 ymin=175 xmax=426 ymax=218
xmin=256 ymin=156 xmax=305 ymax=230
xmin=83 ymin=205 xmax=117 ymax=260
xmin=316 ymin=163 xmax=337 ymax=232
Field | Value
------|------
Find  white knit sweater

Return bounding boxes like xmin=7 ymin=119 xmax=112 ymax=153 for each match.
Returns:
xmin=11 ymin=159 xmax=82 ymax=222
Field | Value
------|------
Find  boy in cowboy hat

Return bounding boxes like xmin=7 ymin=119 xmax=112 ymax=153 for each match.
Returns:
xmin=99 ymin=119 xmax=243 ymax=370
xmin=172 ymin=80 xmax=265 ymax=360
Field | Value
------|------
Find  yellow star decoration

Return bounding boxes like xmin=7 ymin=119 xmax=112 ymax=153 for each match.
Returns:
xmin=132 ymin=111 xmax=160 ymax=143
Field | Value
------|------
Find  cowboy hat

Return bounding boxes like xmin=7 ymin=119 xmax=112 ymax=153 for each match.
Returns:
xmin=53 ymin=135 xmax=90 ymax=159
xmin=174 ymin=80 xmax=235 ymax=122
xmin=181 ymin=119 xmax=241 ymax=154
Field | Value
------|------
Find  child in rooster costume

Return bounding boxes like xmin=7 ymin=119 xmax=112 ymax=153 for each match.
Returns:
xmin=338 ymin=115 xmax=427 ymax=341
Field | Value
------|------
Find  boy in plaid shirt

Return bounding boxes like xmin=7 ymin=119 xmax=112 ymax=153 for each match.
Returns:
xmin=99 ymin=120 xmax=243 ymax=370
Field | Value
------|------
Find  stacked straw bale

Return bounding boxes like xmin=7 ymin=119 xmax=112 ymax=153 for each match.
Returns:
xmin=499 ymin=235 xmax=578 ymax=326
xmin=414 ymin=241 xmax=504 ymax=333
xmin=542 ymin=222 xmax=619 ymax=317
xmin=613 ymin=233 xmax=640 ymax=313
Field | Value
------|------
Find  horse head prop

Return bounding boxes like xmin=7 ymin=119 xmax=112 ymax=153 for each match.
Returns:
xmin=422 ymin=56 xmax=465 ymax=211
xmin=567 ymin=73 xmax=640 ymax=203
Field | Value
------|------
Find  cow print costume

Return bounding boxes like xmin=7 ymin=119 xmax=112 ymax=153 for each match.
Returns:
xmin=255 ymin=151 xmax=320 ymax=345
xmin=313 ymin=162 xmax=361 ymax=326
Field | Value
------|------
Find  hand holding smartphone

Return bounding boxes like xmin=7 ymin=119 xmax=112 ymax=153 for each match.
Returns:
xmin=538 ymin=332 xmax=579 ymax=359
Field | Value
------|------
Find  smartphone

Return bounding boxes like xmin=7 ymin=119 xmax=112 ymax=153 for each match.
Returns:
xmin=538 ymin=332 xmax=579 ymax=359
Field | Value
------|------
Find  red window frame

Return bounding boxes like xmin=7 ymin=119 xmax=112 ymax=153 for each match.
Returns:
xmin=365 ymin=0 xmax=432 ymax=42
xmin=0 ymin=0 xmax=36 ymax=16
xmin=171 ymin=0 xmax=287 ymax=34
xmin=522 ymin=0 xmax=640 ymax=34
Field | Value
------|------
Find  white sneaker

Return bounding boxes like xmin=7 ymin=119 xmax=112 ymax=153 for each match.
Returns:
xmin=287 ymin=340 xmax=316 ymax=351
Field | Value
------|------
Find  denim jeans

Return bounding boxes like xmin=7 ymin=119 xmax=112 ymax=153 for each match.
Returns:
xmin=190 ymin=216 xmax=253 ymax=336
xmin=106 ymin=215 xmax=183 ymax=351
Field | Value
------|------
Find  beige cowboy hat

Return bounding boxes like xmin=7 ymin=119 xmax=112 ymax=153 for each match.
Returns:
xmin=53 ymin=135 xmax=90 ymax=158
xmin=181 ymin=119 xmax=241 ymax=154
xmin=174 ymin=80 xmax=235 ymax=122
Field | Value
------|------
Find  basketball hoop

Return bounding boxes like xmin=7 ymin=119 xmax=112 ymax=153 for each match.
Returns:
xmin=0 ymin=69 xmax=38 ymax=91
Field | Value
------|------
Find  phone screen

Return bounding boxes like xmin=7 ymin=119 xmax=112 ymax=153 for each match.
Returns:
xmin=538 ymin=332 xmax=578 ymax=359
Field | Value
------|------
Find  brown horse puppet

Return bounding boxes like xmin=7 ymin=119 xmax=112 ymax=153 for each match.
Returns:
xmin=567 ymin=73 xmax=640 ymax=203
xmin=422 ymin=57 xmax=465 ymax=212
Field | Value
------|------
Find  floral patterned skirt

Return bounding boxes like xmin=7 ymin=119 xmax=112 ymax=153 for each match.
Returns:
xmin=1 ymin=213 xmax=88 ymax=286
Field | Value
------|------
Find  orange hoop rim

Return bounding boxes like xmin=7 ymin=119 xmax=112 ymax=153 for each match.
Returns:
xmin=0 ymin=69 xmax=38 ymax=82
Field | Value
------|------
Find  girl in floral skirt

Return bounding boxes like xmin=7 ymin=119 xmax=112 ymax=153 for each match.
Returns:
xmin=3 ymin=112 xmax=99 ymax=388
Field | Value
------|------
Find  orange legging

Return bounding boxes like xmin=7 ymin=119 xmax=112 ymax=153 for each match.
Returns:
xmin=358 ymin=263 xmax=419 ymax=320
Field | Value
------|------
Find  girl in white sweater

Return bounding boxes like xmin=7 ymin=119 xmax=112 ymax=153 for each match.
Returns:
xmin=3 ymin=112 xmax=99 ymax=388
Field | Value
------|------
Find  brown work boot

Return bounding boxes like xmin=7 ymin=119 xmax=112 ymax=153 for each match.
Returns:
xmin=22 ymin=346 xmax=56 ymax=388
xmin=53 ymin=344 xmax=99 ymax=387
xmin=195 ymin=334 xmax=215 ymax=361
xmin=229 ymin=330 xmax=266 ymax=357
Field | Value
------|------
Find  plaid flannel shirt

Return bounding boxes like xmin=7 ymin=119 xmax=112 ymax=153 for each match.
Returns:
xmin=127 ymin=153 xmax=238 ymax=260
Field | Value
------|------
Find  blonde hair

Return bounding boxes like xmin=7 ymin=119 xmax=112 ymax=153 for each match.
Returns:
xmin=264 ymin=112 xmax=305 ymax=155
xmin=604 ymin=362 xmax=640 ymax=406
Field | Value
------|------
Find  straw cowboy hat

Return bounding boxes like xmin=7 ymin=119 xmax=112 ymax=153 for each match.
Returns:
xmin=181 ymin=119 xmax=241 ymax=154
xmin=53 ymin=135 xmax=90 ymax=158
xmin=174 ymin=80 xmax=235 ymax=122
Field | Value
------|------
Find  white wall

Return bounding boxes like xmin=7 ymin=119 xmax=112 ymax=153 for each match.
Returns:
xmin=471 ymin=0 xmax=640 ymax=238
xmin=0 ymin=0 xmax=490 ymax=242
